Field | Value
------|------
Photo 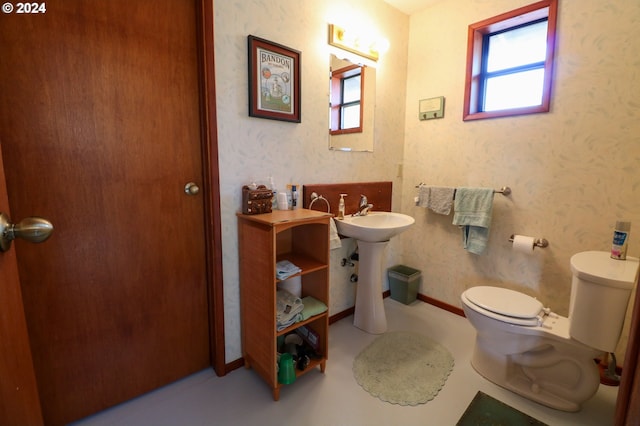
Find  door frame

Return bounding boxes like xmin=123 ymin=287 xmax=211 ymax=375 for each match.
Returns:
xmin=197 ymin=0 xmax=226 ymax=376
xmin=0 ymin=141 xmax=44 ymax=425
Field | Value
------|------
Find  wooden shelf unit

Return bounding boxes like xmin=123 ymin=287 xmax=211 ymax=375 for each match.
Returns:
xmin=237 ymin=209 xmax=332 ymax=400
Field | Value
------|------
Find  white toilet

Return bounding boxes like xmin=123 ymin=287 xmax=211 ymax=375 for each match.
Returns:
xmin=461 ymin=251 xmax=639 ymax=412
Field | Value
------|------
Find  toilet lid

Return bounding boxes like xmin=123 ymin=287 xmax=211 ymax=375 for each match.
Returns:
xmin=571 ymin=251 xmax=640 ymax=290
xmin=465 ymin=286 xmax=544 ymax=319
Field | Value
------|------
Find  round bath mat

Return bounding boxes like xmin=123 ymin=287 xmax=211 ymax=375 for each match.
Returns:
xmin=352 ymin=331 xmax=454 ymax=405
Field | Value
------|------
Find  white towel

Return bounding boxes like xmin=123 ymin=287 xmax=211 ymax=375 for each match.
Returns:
xmin=417 ymin=186 xmax=455 ymax=215
xmin=330 ymin=218 xmax=342 ymax=250
xmin=428 ymin=187 xmax=455 ymax=214
xmin=417 ymin=186 xmax=430 ymax=207
xmin=276 ymin=260 xmax=301 ymax=280
xmin=276 ymin=289 xmax=304 ymax=331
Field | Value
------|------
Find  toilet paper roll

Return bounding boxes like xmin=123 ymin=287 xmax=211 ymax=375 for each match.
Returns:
xmin=277 ymin=192 xmax=289 ymax=210
xmin=277 ymin=275 xmax=301 ymax=297
xmin=513 ymin=235 xmax=535 ymax=253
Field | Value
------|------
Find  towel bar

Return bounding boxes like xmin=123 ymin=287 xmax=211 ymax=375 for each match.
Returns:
xmin=415 ymin=184 xmax=511 ymax=197
xmin=495 ymin=186 xmax=511 ymax=196
xmin=309 ymin=192 xmax=331 ymax=212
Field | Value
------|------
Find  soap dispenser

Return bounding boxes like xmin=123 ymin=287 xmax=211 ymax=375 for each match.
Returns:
xmin=338 ymin=194 xmax=347 ymax=219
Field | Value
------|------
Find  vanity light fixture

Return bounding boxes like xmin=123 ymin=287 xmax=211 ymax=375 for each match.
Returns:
xmin=328 ymin=24 xmax=382 ymax=62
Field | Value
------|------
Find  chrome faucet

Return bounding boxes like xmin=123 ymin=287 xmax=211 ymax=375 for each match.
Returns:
xmin=354 ymin=194 xmax=373 ymax=216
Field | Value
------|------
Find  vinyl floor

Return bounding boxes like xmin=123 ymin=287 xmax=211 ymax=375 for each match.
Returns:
xmin=73 ymin=298 xmax=619 ymax=426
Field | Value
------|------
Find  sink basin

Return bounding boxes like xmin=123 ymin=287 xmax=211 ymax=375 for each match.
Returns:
xmin=334 ymin=211 xmax=415 ymax=242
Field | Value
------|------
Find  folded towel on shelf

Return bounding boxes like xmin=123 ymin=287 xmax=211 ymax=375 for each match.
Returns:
xmin=276 ymin=260 xmax=302 ymax=280
xmin=330 ymin=218 xmax=342 ymax=250
xmin=300 ymin=296 xmax=328 ymax=321
xmin=420 ymin=186 xmax=455 ymax=215
xmin=277 ymin=315 xmax=302 ymax=331
xmin=276 ymin=288 xmax=304 ymax=331
xmin=452 ymin=187 xmax=495 ymax=255
xmin=277 ymin=314 xmax=302 ymax=331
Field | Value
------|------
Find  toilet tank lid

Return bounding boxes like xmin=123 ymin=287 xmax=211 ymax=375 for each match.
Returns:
xmin=464 ymin=286 xmax=543 ymax=319
xmin=570 ymin=251 xmax=640 ymax=290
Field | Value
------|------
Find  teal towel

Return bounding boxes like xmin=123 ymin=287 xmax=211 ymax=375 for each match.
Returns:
xmin=452 ymin=188 xmax=495 ymax=255
xmin=300 ymin=296 xmax=327 ymax=321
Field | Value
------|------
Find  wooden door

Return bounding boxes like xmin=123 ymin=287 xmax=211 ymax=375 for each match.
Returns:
xmin=0 ymin=1 xmax=217 ymax=424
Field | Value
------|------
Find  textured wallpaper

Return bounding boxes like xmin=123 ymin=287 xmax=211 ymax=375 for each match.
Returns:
xmin=214 ymin=0 xmax=409 ymax=361
xmin=401 ymin=0 xmax=640 ymax=361
xmin=215 ymin=0 xmax=640 ymax=363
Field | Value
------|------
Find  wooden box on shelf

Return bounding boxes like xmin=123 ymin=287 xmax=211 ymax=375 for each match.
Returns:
xmin=237 ymin=209 xmax=332 ymax=400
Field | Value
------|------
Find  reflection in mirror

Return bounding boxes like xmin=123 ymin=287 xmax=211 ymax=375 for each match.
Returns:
xmin=329 ymin=54 xmax=375 ymax=152
xmin=330 ymin=64 xmax=363 ymax=134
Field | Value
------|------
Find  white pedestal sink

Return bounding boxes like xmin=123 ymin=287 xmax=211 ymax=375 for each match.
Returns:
xmin=334 ymin=212 xmax=415 ymax=334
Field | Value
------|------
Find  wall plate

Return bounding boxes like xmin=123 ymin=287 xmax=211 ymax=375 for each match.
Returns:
xmin=419 ymin=96 xmax=445 ymax=120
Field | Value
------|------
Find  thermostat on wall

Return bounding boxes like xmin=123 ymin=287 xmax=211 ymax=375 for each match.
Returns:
xmin=419 ymin=96 xmax=445 ymax=120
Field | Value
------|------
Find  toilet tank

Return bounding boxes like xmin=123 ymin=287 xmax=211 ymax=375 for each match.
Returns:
xmin=569 ymin=251 xmax=639 ymax=353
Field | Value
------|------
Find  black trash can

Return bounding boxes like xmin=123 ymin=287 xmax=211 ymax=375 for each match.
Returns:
xmin=388 ymin=265 xmax=421 ymax=305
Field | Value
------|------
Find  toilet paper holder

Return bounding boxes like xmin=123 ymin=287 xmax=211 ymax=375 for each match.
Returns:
xmin=509 ymin=234 xmax=549 ymax=248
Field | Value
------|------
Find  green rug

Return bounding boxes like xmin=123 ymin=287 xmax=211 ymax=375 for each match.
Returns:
xmin=352 ymin=331 xmax=454 ymax=406
xmin=457 ymin=391 xmax=548 ymax=425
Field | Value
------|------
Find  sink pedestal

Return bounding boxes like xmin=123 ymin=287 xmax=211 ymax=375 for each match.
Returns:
xmin=332 ymin=211 xmax=415 ymax=334
xmin=353 ymin=240 xmax=388 ymax=334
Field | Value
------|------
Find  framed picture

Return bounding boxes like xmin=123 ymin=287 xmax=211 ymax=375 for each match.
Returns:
xmin=248 ymin=35 xmax=301 ymax=123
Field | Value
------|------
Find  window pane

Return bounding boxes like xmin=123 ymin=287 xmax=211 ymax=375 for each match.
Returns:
xmin=342 ymin=104 xmax=360 ymax=129
xmin=343 ymin=75 xmax=361 ymax=103
xmin=484 ymin=68 xmax=545 ymax=111
xmin=487 ymin=21 xmax=547 ymax=72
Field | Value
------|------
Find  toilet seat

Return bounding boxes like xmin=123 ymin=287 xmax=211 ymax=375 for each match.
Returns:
xmin=463 ymin=286 xmax=546 ymax=327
